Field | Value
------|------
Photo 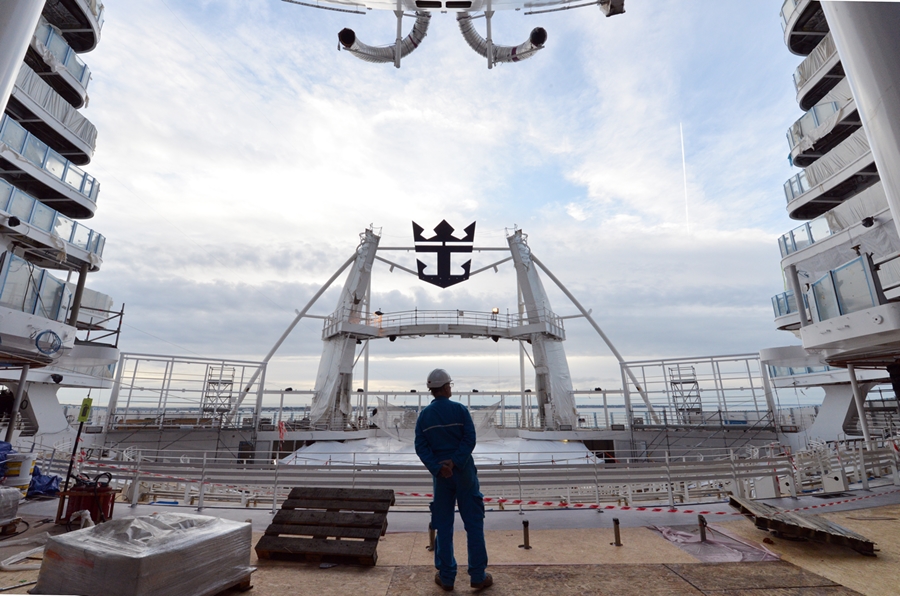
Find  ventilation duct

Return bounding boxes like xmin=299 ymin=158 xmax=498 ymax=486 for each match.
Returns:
xmin=338 ymin=12 xmax=431 ymax=66
xmin=456 ymin=12 xmax=546 ymax=65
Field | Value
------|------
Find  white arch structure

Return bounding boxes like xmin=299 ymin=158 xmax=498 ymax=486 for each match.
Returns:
xmin=231 ymin=227 xmax=654 ymax=429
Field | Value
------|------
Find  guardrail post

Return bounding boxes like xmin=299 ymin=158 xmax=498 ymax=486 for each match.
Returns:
xmin=890 ymin=440 xmax=900 ymax=486
xmin=197 ymin=452 xmax=207 ymax=511
xmin=518 ymin=520 xmax=532 ymax=549
xmin=665 ymin=452 xmax=675 ymax=509
xmin=517 ymin=453 xmax=524 ymax=515
xmin=129 ymin=454 xmax=142 ymax=508
xmin=611 ymin=518 xmax=622 ymax=547
xmin=730 ymin=449 xmax=744 ymax=498
xmin=854 ymin=441 xmax=869 ymax=490
xmin=698 ymin=515 xmax=707 ymax=543
xmin=272 ymin=459 xmax=281 ymax=515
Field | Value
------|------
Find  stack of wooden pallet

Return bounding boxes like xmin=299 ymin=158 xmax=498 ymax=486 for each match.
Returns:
xmin=256 ymin=487 xmax=395 ymax=566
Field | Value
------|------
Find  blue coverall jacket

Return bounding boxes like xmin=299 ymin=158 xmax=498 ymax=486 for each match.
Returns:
xmin=414 ymin=396 xmax=488 ymax=585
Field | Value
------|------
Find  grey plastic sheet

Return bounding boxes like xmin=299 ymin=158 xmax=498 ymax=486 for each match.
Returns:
xmin=32 ymin=512 xmax=253 ymax=596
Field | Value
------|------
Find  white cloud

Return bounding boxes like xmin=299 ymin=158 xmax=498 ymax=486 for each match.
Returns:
xmin=74 ymin=0 xmax=801 ymax=399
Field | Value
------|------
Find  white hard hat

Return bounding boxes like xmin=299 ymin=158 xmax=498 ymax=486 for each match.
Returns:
xmin=426 ymin=368 xmax=453 ymax=389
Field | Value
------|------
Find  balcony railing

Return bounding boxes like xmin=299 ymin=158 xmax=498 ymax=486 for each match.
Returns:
xmin=778 ymin=215 xmax=831 ymax=257
xmin=14 ymin=65 xmax=98 ymax=152
xmin=786 ymin=101 xmax=840 ymax=151
xmin=0 ymin=178 xmax=105 ymax=258
xmin=780 ymin=0 xmax=801 ymax=31
xmin=34 ymin=18 xmax=91 ymax=89
xmin=0 ymin=251 xmax=71 ymax=323
xmin=767 ymin=364 xmax=831 ymax=378
xmin=783 ymin=170 xmax=811 ymax=203
xmin=0 ymin=114 xmax=100 ymax=203
xmin=324 ymin=308 xmax=565 ymax=339
xmin=771 ymin=290 xmax=809 ymax=318
xmin=808 ymin=256 xmax=878 ymax=323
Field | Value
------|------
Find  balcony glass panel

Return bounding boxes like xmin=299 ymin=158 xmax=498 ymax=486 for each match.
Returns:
xmin=784 ymin=171 xmax=810 ymax=203
xmin=0 ymin=180 xmax=13 ymax=211
xmin=778 ymin=234 xmax=794 ymax=257
xmin=44 ymin=150 xmax=66 ymax=180
xmin=64 ymin=164 xmax=85 ymax=189
xmin=82 ymin=176 xmax=94 ymax=197
xmin=46 ymin=34 xmax=70 ymax=65
xmin=36 ymin=274 xmax=64 ymax=320
xmin=30 ymin=202 xmax=55 ymax=232
xmin=23 ymin=135 xmax=48 ymax=168
xmin=53 ymin=214 xmax=74 ymax=242
xmin=0 ymin=119 xmax=27 ymax=153
xmin=71 ymin=224 xmax=91 ymax=250
xmin=812 ymin=274 xmax=840 ymax=321
xmin=65 ymin=55 xmax=87 ymax=82
xmin=792 ymin=225 xmax=812 ymax=251
xmin=6 ymin=190 xmax=35 ymax=221
xmin=0 ymin=254 xmax=39 ymax=314
xmin=90 ymin=233 xmax=105 ymax=256
xmin=34 ymin=22 xmax=51 ymax=46
xmin=807 ymin=217 xmax=831 ymax=243
xmin=833 ymin=257 xmax=875 ymax=315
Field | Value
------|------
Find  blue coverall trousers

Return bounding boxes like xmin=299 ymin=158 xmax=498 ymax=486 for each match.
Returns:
xmin=431 ymin=462 xmax=488 ymax=586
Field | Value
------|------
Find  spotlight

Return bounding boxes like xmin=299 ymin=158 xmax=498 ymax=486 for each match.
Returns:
xmin=356 ymin=339 xmax=362 ymax=344
xmin=50 ymin=373 xmax=63 ymax=384
xmin=357 ymin=388 xmax=364 ymax=392
xmin=491 ymin=307 xmax=499 ymax=315
xmin=374 ymin=310 xmax=383 ymax=316
xmin=7 ymin=216 xmax=20 ymax=227
xmin=472 ymin=389 xmax=479 ymax=393
xmin=285 ymin=387 xmax=293 ymax=392
xmin=389 ymin=335 xmax=396 ymax=342
xmin=861 ymin=216 xmax=875 ymax=228
xmin=410 ymin=389 xmax=417 ymax=393
xmin=594 ymin=387 xmax=602 ymax=392
xmin=525 ymin=389 xmax=532 ymax=393
xmin=491 ymin=336 xmax=499 ymax=343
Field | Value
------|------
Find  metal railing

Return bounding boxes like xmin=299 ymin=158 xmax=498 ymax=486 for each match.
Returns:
xmin=0 ymin=178 xmax=105 ymax=258
xmin=34 ymin=18 xmax=91 ymax=89
xmin=323 ymin=307 xmax=565 ymax=339
xmin=0 ymin=115 xmax=100 ymax=203
xmin=778 ymin=215 xmax=831 ymax=258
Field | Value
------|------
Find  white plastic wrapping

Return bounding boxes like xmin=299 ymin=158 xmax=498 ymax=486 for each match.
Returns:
xmin=795 ymin=32 xmax=837 ymax=90
xmin=804 ymin=126 xmax=871 ymax=187
xmin=13 ymin=64 xmax=98 ymax=148
xmin=0 ymin=486 xmax=19 ymax=525
xmin=32 ymin=513 xmax=253 ymax=596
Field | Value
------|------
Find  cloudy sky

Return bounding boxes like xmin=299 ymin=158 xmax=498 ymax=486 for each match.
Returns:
xmin=76 ymin=0 xmax=806 ymax=398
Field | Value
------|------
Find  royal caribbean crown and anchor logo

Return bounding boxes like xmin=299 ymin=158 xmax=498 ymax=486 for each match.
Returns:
xmin=412 ymin=220 xmax=476 ymax=288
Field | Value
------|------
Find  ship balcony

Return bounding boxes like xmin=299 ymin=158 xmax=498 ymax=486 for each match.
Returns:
xmin=793 ymin=32 xmax=843 ymax=111
xmin=784 ymin=128 xmax=878 ymax=220
xmin=6 ymin=65 xmax=97 ymax=166
xmin=0 ymin=179 xmax=105 ymax=272
xmin=786 ymin=96 xmax=860 ymax=169
xmin=0 ymin=114 xmax=99 ymax=219
xmin=799 ymin=251 xmax=900 ymax=366
xmin=42 ymin=0 xmax=105 ymax=53
xmin=777 ymin=214 xmax=831 ymax=259
xmin=0 ymin=251 xmax=77 ymax=366
xmin=24 ymin=18 xmax=92 ymax=109
xmin=322 ymin=308 xmax=566 ymax=341
xmin=780 ymin=0 xmax=828 ymax=56
xmin=771 ymin=290 xmax=807 ymax=330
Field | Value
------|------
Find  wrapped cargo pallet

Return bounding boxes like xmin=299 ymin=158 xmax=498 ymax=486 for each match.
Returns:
xmin=0 ymin=486 xmax=19 ymax=525
xmin=32 ymin=512 xmax=254 ymax=596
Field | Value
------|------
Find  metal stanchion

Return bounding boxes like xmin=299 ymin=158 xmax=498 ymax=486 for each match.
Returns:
xmin=427 ymin=523 xmax=435 ymax=551
xmin=698 ymin=514 xmax=707 ymax=543
xmin=611 ymin=518 xmax=622 ymax=546
xmin=518 ymin=520 xmax=532 ymax=549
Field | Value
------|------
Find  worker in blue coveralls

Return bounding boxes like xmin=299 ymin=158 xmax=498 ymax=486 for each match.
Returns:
xmin=414 ymin=369 xmax=493 ymax=592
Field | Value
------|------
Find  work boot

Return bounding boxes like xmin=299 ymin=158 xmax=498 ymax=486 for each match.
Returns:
xmin=470 ymin=573 xmax=493 ymax=590
xmin=434 ymin=571 xmax=454 ymax=591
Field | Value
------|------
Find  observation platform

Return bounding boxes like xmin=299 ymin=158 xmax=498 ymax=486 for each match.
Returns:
xmin=322 ymin=308 xmax=566 ymax=341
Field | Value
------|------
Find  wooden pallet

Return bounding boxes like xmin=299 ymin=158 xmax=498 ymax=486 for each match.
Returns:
xmin=255 ymin=487 xmax=395 ymax=566
xmin=729 ymin=495 xmax=876 ymax=556
xmin=212 ymin=573 xmax=253 ymax=595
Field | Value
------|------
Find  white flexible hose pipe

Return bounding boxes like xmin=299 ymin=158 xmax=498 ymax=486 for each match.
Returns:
xmin=338 ymin=12 xmax=431 ymax=64
xmin=456 ymin=12 xmax=546 ymax=64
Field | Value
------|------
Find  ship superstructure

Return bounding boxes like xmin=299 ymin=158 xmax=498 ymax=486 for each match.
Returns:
xmin=0 ymin=0 xmax=121 ymax=450
xmin=764 ymin=1 xmax=900 ymax=448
